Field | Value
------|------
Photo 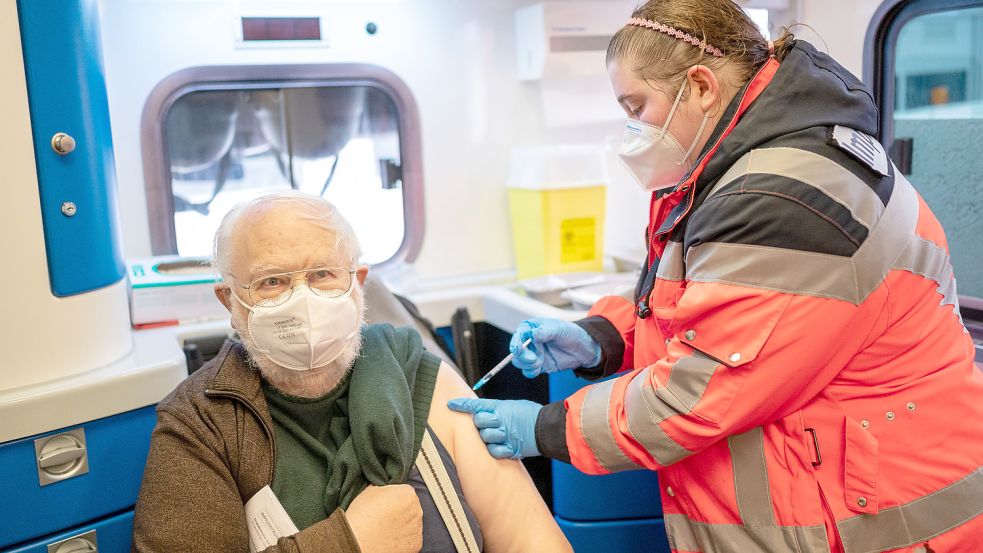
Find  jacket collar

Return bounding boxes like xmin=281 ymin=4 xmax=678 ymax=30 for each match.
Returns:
xmin=696 ymin=40 xmax=878 ymax=193
xmin=207 ymin=340 xmax=264 ymax=403
xmin=646 ymin=56 xmax=780 ymax=259
xmin=646 ymin=39 xmax=880 ymax=253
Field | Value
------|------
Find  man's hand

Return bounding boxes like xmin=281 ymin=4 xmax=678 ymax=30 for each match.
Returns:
xmin=345 ymin=484 xmax=423 ymax=553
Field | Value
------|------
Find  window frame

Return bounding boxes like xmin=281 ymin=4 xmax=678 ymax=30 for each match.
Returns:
xmin=863 ymin=0 xmax=983 ymax=148
xmin=141 ymin=63 xmax=425 ymax=267
xmin=864 ymin=0 xmax=983 ymax=313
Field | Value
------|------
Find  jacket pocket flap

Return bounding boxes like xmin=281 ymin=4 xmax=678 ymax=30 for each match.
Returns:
xmin=673 ymin=284 xmax=792 ymax=368
xmin=844 ymin=417 xmax=879 ymax=514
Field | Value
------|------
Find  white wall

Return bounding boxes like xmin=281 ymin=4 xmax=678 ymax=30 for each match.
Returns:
xmin=794 ymin=0 xmax=884 ymax=78
xmin=99 ymin=0 xmax=631 ymax=284
xmin=98 ymin=0 xmax=888 ymax=284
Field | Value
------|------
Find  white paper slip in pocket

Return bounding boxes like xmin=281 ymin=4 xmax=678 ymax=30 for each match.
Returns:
xmin=245 ymin=485 xmax=300 ymax=553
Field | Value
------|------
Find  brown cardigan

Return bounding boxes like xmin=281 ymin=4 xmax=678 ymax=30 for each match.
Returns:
xmin=131 ymin=340 xmax=360 ymax=553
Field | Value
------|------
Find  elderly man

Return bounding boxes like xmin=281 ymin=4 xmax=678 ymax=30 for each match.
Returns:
xmin=132 ymin=192 xmax=571 ymax=553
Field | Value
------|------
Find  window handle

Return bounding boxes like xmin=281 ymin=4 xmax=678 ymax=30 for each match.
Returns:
xmin=380 ymin=158 xmax=402 ymax=189
xmin=889 ymin=138 xmax=913 ymax=176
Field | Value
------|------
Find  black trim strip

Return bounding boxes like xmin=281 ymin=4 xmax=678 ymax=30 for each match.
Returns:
xmin=535 ymin=401 xmax=571 ymax=464
xmin=575 ymin=316 xmax=626 ymax=379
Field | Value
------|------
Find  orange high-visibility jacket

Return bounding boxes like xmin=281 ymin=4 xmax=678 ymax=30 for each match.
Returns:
xmin=535 ymin=42 xmax=983 ymax=553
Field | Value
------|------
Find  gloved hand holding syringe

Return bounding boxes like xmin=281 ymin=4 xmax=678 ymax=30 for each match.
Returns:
xmin=472 ymin=338 xmax=532 ymax=391
xmin=453 ymin=317 xmax=603 ymax=459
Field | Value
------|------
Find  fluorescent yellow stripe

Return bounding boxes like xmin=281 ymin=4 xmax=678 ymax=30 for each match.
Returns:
xmin=708 ymin=147 xmax=886 ymax=230
xmin=837 ymin=466 xmax=983 ymax=553
xmin=665 ymin=514 xmax=829 ymax=553
xmin=656 ymin=241 xmax=685 ymax=281
xmin=624 ymin=373 xmax=693 ymax=466
xmin=728 ymin=427 xmax=775 ymax=527
xmin=894 ymin=233 xmax=964 ymax=324
xmin=579 ymin=379 xmax=644 ymax=472
xmin=687 ymin=174 xmax=918 ymax=305
xmin=622 ymin=350 xmax=718 ymax=466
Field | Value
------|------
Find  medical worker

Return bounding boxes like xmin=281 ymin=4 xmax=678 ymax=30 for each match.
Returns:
xmin=449 ymin=1 xmax=983 ymax=551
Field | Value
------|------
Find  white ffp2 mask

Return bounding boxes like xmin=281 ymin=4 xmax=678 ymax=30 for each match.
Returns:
xmin=617 ymin=84 xmax=710 ymax=192
xmin=233 ymin=285 xmax=360 ymax=371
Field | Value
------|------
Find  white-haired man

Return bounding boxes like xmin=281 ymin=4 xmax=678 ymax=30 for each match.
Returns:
xmin=132 ymin=192 xmax=571 ymax=553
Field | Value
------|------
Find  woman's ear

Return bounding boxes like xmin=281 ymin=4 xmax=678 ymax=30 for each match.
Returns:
xmin=687 ymin=65 xmax=721 ymax=115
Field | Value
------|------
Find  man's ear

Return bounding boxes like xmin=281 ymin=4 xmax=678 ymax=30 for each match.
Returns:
xmin=355 ymin=265 xmax=369 ymax=286
xmin=687 ymin=64 xmax=721 ymax=115
xmin=214 ymin=284 xmax=233 ymax=312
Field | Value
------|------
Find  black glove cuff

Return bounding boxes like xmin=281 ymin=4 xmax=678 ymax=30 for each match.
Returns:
xmin=535 ymin=401 xmax=571 ymax=464
xmin=573 ymin=316 xmax=625 ymax=381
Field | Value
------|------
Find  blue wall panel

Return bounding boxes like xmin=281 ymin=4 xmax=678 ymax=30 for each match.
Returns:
xmin=17 ymin=0 xmax=125 ymax=296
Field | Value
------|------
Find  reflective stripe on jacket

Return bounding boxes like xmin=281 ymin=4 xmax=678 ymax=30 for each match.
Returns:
xmin=555 ymin=41 xmax=983 ymax=553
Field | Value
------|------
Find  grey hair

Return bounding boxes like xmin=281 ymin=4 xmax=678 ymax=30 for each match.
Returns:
xmin=212 ymin=191 xmax=362 ymax=281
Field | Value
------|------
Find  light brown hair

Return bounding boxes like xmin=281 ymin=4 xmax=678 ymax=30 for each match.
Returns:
xmin=607 ymin=0 xmax=794 ymax=96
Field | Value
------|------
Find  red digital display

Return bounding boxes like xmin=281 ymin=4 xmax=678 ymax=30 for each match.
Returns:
xmin=241 ymin=17 xmax=321 ymax=42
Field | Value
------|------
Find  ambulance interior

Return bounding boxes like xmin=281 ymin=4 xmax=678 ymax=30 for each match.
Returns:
xmin=1 ymin=0 xmax=981 ymax=551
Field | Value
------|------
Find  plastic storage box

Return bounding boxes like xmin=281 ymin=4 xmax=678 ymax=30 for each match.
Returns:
xmin=507 ymin=146 xmax=607 ymax=279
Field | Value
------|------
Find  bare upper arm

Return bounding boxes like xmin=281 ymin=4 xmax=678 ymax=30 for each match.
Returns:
xmin=427 ymin=363 xmax=572 ymax=553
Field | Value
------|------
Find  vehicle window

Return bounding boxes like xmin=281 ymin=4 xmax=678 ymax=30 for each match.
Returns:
xmin=164 ymin=86 xmax=402 ymax=264
xmin=891 ymin=5 xmax=983 ymax=304
xmin=150 ymin=73 xmax=418 ymax=266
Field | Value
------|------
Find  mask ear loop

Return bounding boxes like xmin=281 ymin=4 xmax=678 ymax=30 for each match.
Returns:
xmin=658 ymin=83 xmax=688 ymax=139
xmin=228 ymin=288 xmax=275 ymax=356
xmin=230 ymin=288 xmax=257 ymax=313
xmin=681 ymin=112 xmax=711 ymax=165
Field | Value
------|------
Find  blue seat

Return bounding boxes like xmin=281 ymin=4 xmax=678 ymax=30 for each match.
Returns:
xmin=555 ymin=516 xmax=671 ymax=553
xmin=550 ymin=370 xmax=670 ymax=553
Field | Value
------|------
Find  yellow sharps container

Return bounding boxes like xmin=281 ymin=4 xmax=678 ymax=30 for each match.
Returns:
xmin=507 ymin=146 xmax=607 ymax=279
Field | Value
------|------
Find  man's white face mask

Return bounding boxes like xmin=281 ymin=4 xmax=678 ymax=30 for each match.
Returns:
xmin=233 ymin=284 xmax=360 ymax=371
xmin=617 ymin=82 xmax=711 ymax=192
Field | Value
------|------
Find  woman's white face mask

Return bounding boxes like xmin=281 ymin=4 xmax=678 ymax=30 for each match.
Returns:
xmin=617 ymin=83 xmax=711 ymax=192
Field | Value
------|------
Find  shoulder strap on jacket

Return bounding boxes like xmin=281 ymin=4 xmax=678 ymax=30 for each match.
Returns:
xmin=414 ymin=429 xmax=480 ymax=553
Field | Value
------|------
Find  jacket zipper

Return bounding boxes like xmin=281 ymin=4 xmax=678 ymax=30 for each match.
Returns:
xmin=204 ymin=388 xmax=278 ymax=486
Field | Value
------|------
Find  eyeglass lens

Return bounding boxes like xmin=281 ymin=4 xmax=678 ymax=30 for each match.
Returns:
xmin=249 ymin=268 xmax=352 ymax=304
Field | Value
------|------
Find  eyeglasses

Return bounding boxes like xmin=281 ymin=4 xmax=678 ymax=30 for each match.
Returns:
xmin=236 ymin=267 xmax=356 ymax=306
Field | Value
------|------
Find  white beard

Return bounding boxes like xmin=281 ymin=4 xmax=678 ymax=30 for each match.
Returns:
xmin=234 ymin=290 xmax=367 ymax=399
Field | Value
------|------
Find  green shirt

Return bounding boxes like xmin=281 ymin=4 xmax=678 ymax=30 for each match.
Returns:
xmin=262 ymin=324 xmax=441 ymax=530
xmin=264 ymin=374 xmax=352 ymax=530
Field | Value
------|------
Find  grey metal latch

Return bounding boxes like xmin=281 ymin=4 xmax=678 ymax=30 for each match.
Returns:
xmin=34 ymin=427 xmax=90 ymax=486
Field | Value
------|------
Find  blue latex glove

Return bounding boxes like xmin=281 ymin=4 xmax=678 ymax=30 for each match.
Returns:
xmin=510 ymin=318 xmax=602 ymax=378
xmin=447 ymin=398 xmax=542 ymax=459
